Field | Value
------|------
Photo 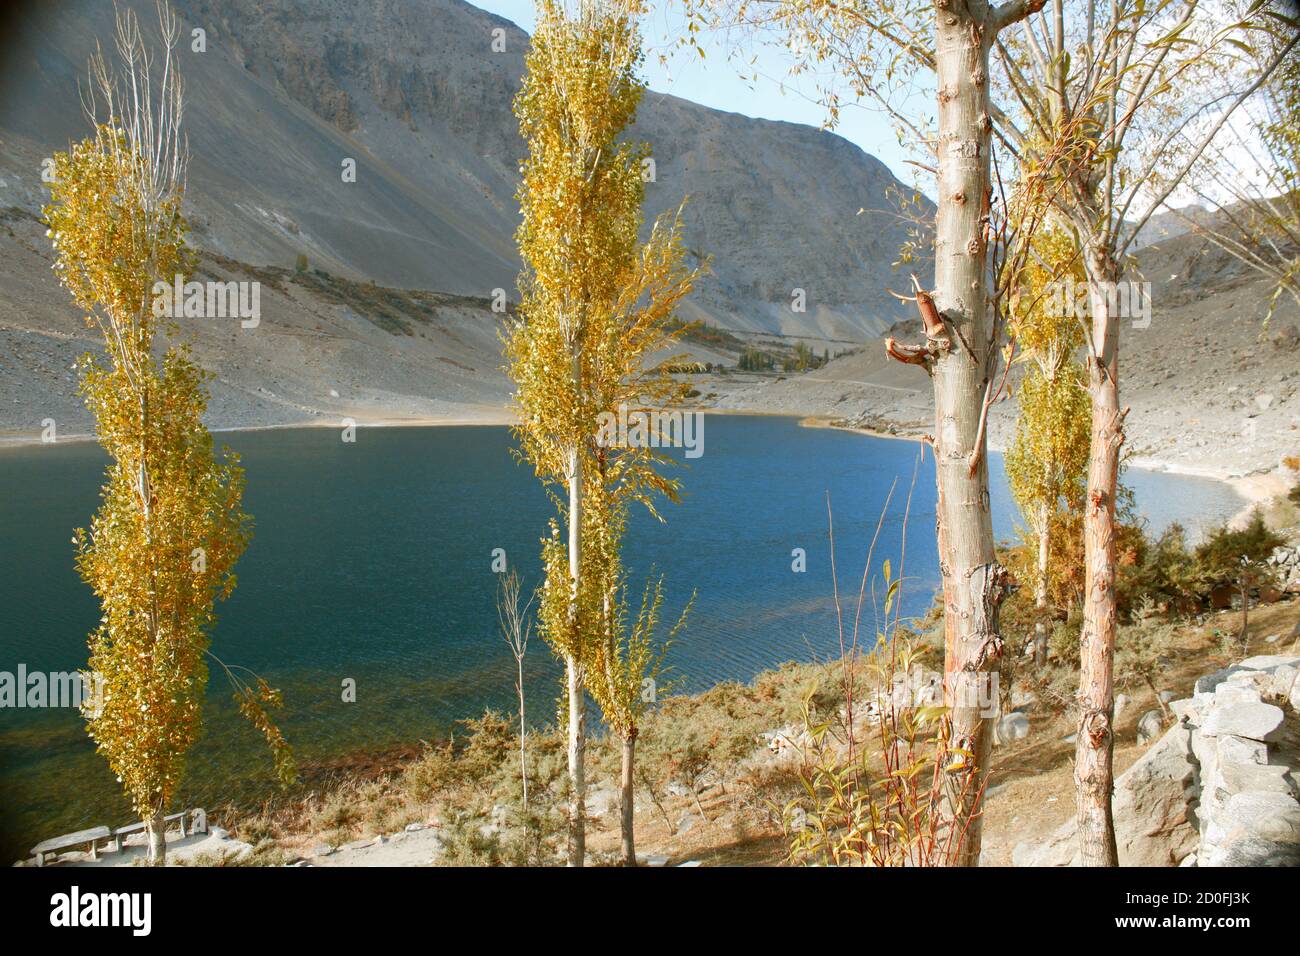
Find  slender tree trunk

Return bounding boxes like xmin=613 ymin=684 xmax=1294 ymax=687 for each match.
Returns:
xmin=620 ymin=729 xmax=637 ymax=866
xmin=1034 ymin=501 xmax=1051 ymax=665
xmin=137 ymin=388 xmax=151 ymax=521
xmin=144 ymin=807 xmax=166 ymax=865
xmin=1076 ymin=247 xmax=1122 ymax=866
xmin=516 ymin=656 xmax=528 ymax=809
xmin=1239 ymin=577 xmax=1249 ymax=648
xmin=566 ymin=655 xmax=585 ymax=867
xmin=566 ymin=411 xmax=586 ymax=866
xmin=931 ymin=6 xmax=1009 ymax=867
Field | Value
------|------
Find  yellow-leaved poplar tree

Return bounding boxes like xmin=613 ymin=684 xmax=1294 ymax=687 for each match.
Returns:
xmin=583 ymin=173 xmax=701 ymax=870
xmin=1005 ymin=227 xmax=1090 ymax=665
xmin=506 ymin=0 xmax=702 ymax=867
xmin=43 ymin=3 xmax=291 ymax=864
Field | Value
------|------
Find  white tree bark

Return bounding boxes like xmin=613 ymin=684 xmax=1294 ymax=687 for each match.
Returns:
xmin=145 ymin=808 xmax=166 ymax=865
xmin=565 ymin=654 xmax=586 ymax=867
xmin=1034 ymin=499 xmax=1051 ymax=665
xmin=931 ymin=3 xmax=1009 ymax=867
xmin=566 ymin=337 xmax=587 ymax=866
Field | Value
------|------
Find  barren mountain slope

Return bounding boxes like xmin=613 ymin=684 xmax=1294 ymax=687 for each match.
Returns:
xmin=0 ymin=206 xmax=519 ymax=437
xmin=0 ymin=201 xmax=732 ymax=440
xmin=0 ymin=0 xmax=927 ymax=342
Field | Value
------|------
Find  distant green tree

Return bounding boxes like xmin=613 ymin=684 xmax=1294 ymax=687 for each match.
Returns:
xmin=1194 ymin=512 xmax=1285 ymax=588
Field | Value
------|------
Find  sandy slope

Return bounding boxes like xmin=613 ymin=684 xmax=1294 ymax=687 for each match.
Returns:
xmin=0 ymin=205 xmax=515 ymax=440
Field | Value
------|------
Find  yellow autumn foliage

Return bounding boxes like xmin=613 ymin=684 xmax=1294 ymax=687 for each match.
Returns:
xmin=506 ymin=0 xmax=703 ymax=695
xmin=43 ymin=13 xmax=293 ymax=835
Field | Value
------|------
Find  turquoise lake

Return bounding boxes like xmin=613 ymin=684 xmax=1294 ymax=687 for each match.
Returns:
xmin=0 ymin=415 xmax=1246 ymax=858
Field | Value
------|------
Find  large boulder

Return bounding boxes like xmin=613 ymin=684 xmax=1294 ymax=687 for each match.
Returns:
xmin=1235 ymin=655 xmax=1300 ymax=673
xmin=1213 ymin=683 xmax=1262 ymax=706
xmin=1201 ymin=702 xmax=1285 ymax=743
xmin=1014 ymin=723 xmax=1198 ymax=866
xmin=1218 ymin=761 xmax=1295 ymax=798
xmin=1269 ymin=665 xmax=1297 ymax=702
xmin=994 ymin=712 xmax=1030 ymax=746
xmin=1200 ymin=792 xmax=1300 ymax=867
xmin=1194 ymin=670 xmax=1229 ymax=694
xmin=1137 ymin=710 xmax=1165 ymax=745
xmin=1217 ymin=734 xmax=1268 ymax=767
xmin=1203 ymin=836 xmax=1300 ymax=867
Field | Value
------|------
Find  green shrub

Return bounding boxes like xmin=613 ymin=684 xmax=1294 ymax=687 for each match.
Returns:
xmin=1194 ymin=510 xmax=1285 ymax=587
xmin=1048 ymin=610 xmax=1082 ymax=663
xmin=1118 ymin=522 xmax=1200 ymax=615
xmin=401 ymin=740 xmax=459 ymax=801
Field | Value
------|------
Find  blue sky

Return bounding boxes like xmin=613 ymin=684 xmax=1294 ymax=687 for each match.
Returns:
xmin=471 ymin=0 xmax=930 ymax=193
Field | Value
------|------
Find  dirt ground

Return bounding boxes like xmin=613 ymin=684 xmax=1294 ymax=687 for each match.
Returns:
xmin=972 ymin=601 xmax=1298 ymax=866
xmin=582 ymin=600 xmax=1300 ymax=867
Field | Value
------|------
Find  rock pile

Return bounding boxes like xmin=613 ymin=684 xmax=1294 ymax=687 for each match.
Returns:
xmin=1267 ymin=546 xmax=1300 ymax=596
xmin=1179 ymin=654 xmax=1300 ymax=866
xmin=1014 ymin=653 xmax=1299 ymax=867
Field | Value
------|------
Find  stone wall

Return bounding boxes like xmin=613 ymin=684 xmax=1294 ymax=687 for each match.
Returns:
xmin=1015 ymin=653 xmax=1299 ymax=867
xmin=1267 ymin=546 xmax=1300 ymax=597
xmin=1177 ymin=654 xmax=1300 ymax=866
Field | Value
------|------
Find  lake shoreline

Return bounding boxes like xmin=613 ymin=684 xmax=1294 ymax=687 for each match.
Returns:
xmin=0 ymin=403 xmax=812 ymax=450
xmin=0 ymin=406 xmax=1273 ymax=517
xmin=797 ymin=413 xmax=1276 ymax=517
xmin=0 ymin=412 xmax=516 ymax=449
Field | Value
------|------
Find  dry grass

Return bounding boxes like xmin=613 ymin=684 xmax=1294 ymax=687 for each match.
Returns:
xmin=219 ymin=600 xmax=1300 ymax=866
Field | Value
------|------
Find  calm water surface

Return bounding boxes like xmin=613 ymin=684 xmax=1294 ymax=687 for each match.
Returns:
xmin=0 ymin=415 xmax=1245 ymax=856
